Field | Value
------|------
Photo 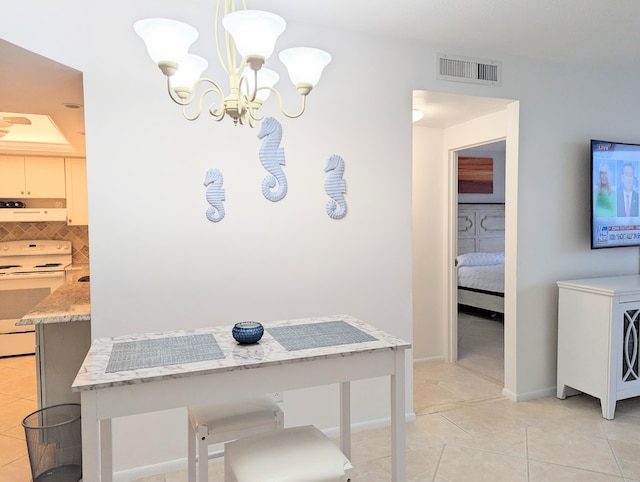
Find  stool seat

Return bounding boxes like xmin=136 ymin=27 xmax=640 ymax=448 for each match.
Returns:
xmin=224 ymin=425 xmax=353 ymax=482
xmin=188 ymin=397 xmax=284 ymax=482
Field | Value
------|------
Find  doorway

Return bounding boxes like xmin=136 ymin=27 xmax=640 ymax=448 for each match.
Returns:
xmin=412 ymin=90 xmax=519 ymax=394
xmin=455 ymin=141 xmax=506 ymax=385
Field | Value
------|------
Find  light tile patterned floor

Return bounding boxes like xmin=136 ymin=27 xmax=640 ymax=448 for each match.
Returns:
xmin=2 ymin=311 xmax=640 ymax=481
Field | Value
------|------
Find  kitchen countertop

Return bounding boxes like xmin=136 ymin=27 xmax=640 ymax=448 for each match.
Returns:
xmin=18 ymin=264 xmax=91 ymax=326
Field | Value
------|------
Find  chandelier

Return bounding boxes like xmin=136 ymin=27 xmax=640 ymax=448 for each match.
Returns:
xmin=134 ymin=1 xmax=332 ymax=127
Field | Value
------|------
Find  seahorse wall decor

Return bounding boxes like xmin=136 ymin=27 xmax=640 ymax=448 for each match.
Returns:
xmin=257 ymin=117 xmax=288 ymax=202
xmin=324 ymin=154 xmax=348 ymax=220
xmin=204 ymin=168 xmax=226 ymax=222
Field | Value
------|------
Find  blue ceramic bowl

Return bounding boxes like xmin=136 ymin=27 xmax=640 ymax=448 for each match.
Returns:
xmin=232 ymin=321 xmax=264 ymax=344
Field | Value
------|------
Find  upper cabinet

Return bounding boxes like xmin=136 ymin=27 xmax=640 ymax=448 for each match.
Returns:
xmin=65 ymin=158 xmax=88 ymax=225
xmin=0 ymin=156 xmax=66 ymax=198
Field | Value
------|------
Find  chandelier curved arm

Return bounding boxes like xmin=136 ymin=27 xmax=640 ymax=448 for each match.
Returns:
xmin=265 ymin=87 xmax=309 ymax=119
xmin=237 ymin=70 xmax=259 ymax=103
xmin=247 ymin=105 xmax=263 ymax=123
xmin=166 ymin=77 xmax=227 ymax=121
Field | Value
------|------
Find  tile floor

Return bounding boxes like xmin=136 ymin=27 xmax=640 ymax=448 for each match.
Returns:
xmin=2 ymin=311 xmax=640 ymax=481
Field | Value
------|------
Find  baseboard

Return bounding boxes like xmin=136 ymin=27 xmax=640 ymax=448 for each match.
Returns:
xmin=113 ymin=412 xmax=417 ymax=481
xmin=413 ymin=355 xmax=445 ymax=365
xmin=113 ymin=457 xmax=194 ymax=482
xmin=502 ymin=385 xmax=556 ymax=402
xmin=321 ymin=411 xmax=417 ymax=439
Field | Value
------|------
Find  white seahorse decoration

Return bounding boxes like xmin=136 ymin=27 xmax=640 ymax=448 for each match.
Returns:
xmin=257 ymin=117 xmax=287 ymax=202
xmin=324 ymin=154 xmax=347 ymax=220
xmin=204 ymin=168 xmax=226 ymax=222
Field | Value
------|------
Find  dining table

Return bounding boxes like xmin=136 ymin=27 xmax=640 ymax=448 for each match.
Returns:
xmin=72 ymin=314 xmax=411 ymax=481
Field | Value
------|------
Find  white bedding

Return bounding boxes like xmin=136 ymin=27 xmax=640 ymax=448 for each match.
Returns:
xmin=457 ymin=261 xmax=504 ymax=294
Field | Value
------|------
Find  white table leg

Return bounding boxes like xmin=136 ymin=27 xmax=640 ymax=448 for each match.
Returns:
xmin=187 ymin=419 xmax=196 ymax=482
xmin=100 ymin=418 xmax=113 ymax=481
xmin=339 ymin=381 xmax=351 ymax=459
xmin=391 ymin=349 xmax=406 ymax=482
xmin=81 ymin=390 xmax=100 ymax=481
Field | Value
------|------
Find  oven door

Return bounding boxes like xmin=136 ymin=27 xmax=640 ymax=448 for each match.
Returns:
xmin=0 ymin=271 xmax=66 ymax=357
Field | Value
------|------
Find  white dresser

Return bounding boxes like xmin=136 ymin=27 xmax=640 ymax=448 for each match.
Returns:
xmin=557 ymin=275 xmax=640 ymax=419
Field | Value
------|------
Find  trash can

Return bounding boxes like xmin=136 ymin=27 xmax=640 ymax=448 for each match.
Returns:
xmin=22 ymin=403 xmax=82 ymax=482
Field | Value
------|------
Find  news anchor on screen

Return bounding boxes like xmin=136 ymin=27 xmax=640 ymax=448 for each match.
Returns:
xmin=617 ymin=162 xmax=639 ymax=217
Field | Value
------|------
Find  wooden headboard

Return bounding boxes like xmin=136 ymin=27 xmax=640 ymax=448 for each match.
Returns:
xmin=458 ymin=203 xmax=505 ymax=255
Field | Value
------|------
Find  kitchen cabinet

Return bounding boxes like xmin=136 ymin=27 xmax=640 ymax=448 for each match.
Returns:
xmin=19 ymin=266 xmax=91 ymax=408
xmin=557 ymin=275 xmax=640 ymax=419
xmin=0 ymin=156 xmax=66 ymax=198
xmin=65 ymin=158 xmax=88 ymax=225
xmin=0 ymin=208 xmax=67 ymax=222
xmin=36 ymin=320 xmax=91 ymax=407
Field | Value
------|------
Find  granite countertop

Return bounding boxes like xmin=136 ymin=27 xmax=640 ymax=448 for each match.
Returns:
xmin=18 ymin=264 xmax=91 ymax=326
xmin=72 ymin=314 xmax=411 ymax=392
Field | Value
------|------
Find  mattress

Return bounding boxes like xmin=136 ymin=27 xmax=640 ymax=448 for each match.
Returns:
xmin=457 ymin=264 xmax=504 ymax=294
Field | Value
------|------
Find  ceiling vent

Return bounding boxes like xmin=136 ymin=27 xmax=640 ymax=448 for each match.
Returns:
xmin=436 ymin=54 xmax=502 ymax=86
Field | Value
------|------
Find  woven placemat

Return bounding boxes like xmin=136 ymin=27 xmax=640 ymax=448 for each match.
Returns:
xmin=267 ymin=320 xmax=377 ymax=351
xmin=106 ymin=334 xmax=224 ymax=373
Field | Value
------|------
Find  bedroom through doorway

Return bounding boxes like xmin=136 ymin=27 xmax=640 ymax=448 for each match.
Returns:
xmin=455 ymin=141 xmax=505 ymax=385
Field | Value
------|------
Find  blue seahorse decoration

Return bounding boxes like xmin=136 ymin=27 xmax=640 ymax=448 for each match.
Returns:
xmin=204 ymin=168 xmax=225 ymax=222
xmin=324 ymin=154 xmax=347 ymax=220
xmin=257 ymin=117 xmax=287 ymax=202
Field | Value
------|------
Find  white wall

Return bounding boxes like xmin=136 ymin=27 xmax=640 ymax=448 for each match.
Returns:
xmin=6 ymin=0 xmax=640 ymax=475
xmin=2 ymin=1 xmax=414 ymax=474
xmin=412 ymin=127 xmax=445 ymax=361
xmin=412 ymin=55 xmax=640 ymax=401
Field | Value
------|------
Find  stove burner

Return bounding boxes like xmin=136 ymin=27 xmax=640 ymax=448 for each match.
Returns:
xmin=0 ymin=264 xmax=22 ymax=270
xmin=33 ymin=263 xmax=63 ymax=268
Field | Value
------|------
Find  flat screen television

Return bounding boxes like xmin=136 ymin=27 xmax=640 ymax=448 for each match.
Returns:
xmin=591 ymin=139 xmax=640 ymax=249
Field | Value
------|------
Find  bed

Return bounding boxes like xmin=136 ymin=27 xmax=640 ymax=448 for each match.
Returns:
xmin=457 ymin=203 xmax=505 ymax=315
xmin=456 ymin=252 xmax=504 ymax=315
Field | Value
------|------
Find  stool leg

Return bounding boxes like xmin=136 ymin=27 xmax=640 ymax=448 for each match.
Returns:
xmin=198 ymin=425 xmax=209 ymax=482
xmin=188 ymin=420 xmax=196 ymax=482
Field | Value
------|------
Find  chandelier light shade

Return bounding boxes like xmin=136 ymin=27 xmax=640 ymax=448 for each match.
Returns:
xmin=242 ymin=68 xmax=280 ymax=103
xmin=278 ymin=48 xmax=332 ymax=94
xmin=134 ymin=0 xmax=332 ymax=127
xmin=170 ymin=54 xmax=208 ymax=95
xmin=222 ymin=10 xmax=286 ymax=60
xmin=134 ymin=19 xmax=199 ymax=75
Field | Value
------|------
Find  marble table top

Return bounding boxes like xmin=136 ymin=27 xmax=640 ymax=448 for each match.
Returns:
xmin=72 ymin=314 xmax=410 ymax=392
xmin=18 ymin=264 xmax=90 ymax=326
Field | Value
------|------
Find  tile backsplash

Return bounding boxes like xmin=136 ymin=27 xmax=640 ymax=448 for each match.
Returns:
xmin=0 ymin=222 xmax=89 ymax=264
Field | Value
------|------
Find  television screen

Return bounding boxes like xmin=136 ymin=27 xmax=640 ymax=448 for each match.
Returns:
xmin=591 ymin=139 xmax=640 ymax=249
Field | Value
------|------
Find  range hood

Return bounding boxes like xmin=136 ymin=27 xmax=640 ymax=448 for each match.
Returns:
xmin=0 ymin=208 xmax=66 ymax=222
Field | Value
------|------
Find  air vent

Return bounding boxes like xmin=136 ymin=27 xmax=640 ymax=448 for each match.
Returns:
xmin=436 ymin=54 xmax=502 ymax=86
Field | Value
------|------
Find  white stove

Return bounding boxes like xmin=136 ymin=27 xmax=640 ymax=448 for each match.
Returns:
xmin=0 ymin=240 xmax=72 ymax=357
xmin=0 ymin=239 xmax=72 ymax=275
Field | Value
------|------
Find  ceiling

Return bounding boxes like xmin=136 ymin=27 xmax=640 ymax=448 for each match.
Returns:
xmin=412 ymin=91 xmax=512 ymax=129
xmin=0 ymin=40 xmax=85 ymax=156
xmin=254 ymin=0 xmax=640 ymax=68
xmin=4 ymin=1 xmax=640 ymax=146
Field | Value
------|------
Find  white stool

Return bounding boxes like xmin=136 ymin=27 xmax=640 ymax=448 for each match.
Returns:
xmin=224 ymin=425 xmax=353 ymax=482
xmin=187 ymin=397 xmax=284 ymax=482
